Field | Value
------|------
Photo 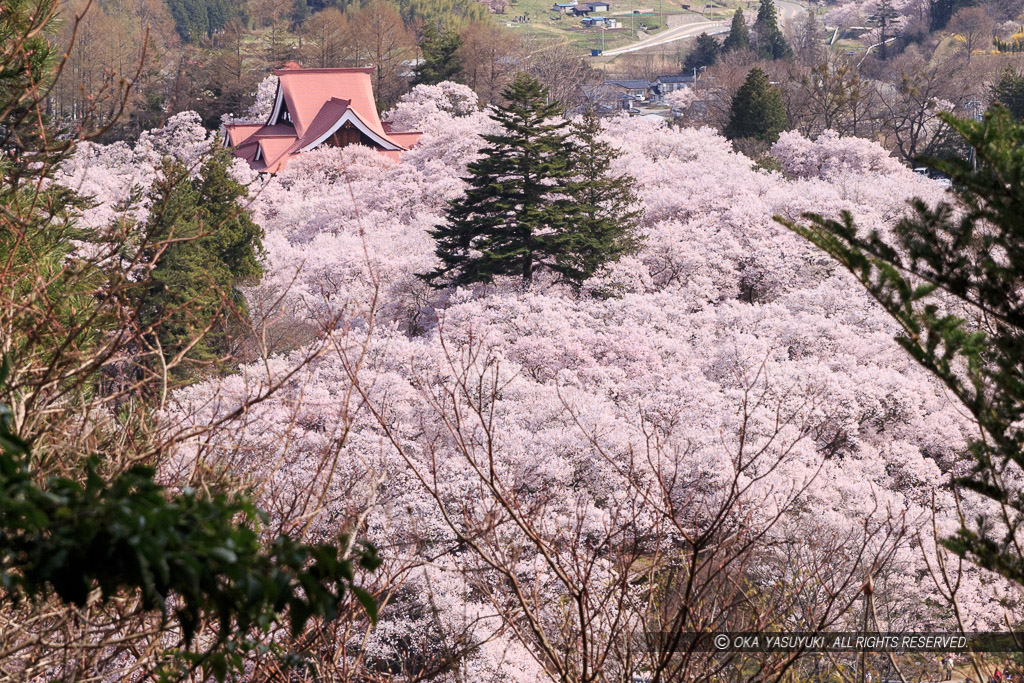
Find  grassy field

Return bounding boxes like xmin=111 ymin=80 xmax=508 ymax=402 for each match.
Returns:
xmin=499 ymin=0 xmax=749 ymax=50
xmin=500 ymin=0 xmax=761 ymax=57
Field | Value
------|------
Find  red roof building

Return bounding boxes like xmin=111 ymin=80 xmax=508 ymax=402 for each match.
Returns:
xmin=223 ymin=67 xmax=422 ymax=173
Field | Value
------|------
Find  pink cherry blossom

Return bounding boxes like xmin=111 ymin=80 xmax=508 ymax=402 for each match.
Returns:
xmin=63 ymin=84 xmax=1023 ymax=675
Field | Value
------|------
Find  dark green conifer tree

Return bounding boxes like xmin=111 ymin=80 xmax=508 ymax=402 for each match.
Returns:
xmin=141 ymin=151 xmax=263 ymax=372
xmin=874 ymin=0 xmax=899 ymax=60
xmin=929 ymin=0 xmax=967 ymax=31
xmin=722 ymin=9 xmax=749 ymax=52
xmin=753 ymin=0 xmax=792 ymax=60
xmin=166 ymin=0 xmax=238 ymax=42
xmin=290 ymin=0 xmax=311 ymax=29
xmin=554 ymin=113 xmax=642 ymax=287
xmin=422 ymin=75 xmax=639 ymax=289
xmin=413 ymin=24 xmax=463 ymax=86
xmin=724 ymin=67 xmax=788 ymax=143
xmin=683 ymin=32 xmax=721 ymax=72
xmin=422 ymin=73 xmax=570 ymax=287
xmin=991 ymin=68 xmax=1024 ymax=122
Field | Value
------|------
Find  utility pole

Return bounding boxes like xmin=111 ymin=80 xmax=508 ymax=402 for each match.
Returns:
xmin=967 ymin=98 xmax=983 ymax=170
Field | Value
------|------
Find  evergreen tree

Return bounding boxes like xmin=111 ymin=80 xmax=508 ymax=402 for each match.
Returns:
xmin=724 ymin=67 xmax=788 ymax=143
xmin=290 ymin=0 xmax=311 ymax=29
xmin=991 ymin=68 xmax=1024 ymax=122
xmin=755 ymin=0 xmax=778 ymax=34
xmin=204 ymin=0 xmax=234 ymax=35
xmin=929 ymin=0 xmax=971 ymax=31
xmin=722 ymin=8 xmax=749 ymax=53
xmin=874 ymin=0 xmax=899 ymax=60
xmin=781 ymin=108 xmax=1024 ymax=590
xmin=141 ymin=151 xmax=264 ymax=372
xmin=422 ymin=75 xmax=638 ymax=289
xmin=165 ymin=0 xmax=239 ymax=42
xmin=413 ymin=24 xmax=463 ymax=86
xmin=753 ymin=0 xmax=792 ymax=60
xmin=683 ymin=32 xmax=721 ymax=72
xmin=422 ymin=74 xmax=570 ymax=287
xmin=0 ymin=0 xmax=378 ymax=674
xmin=555 ymin=113 xmax=642 ymax=287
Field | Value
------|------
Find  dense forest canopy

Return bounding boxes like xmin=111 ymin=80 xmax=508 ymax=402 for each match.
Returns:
xmin=165 ymin=0 xmax=239 ymax=40
xmin=8 ymin=0 xmax=1024 ymax=678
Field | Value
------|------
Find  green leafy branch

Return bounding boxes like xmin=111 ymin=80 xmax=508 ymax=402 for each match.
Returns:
xmin=778 ymin=108 xmax=1024 ymax=587
xmin=0 ymin=355 xmax=380 ymax=679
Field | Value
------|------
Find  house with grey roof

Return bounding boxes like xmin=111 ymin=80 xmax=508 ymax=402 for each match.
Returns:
xmin=573 ymin=1 xmax=610 ymax=14
xmin=654 ymin=74 xmax=697 ymax=94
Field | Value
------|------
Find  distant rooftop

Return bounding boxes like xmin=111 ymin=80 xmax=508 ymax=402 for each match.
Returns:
xmin=655 ymin=74 xmax=696 ymax=84
xmin=223 ymin=67 xmax=421 ymax=173
xmin=605 ymin=80 xmax=652 ymax=89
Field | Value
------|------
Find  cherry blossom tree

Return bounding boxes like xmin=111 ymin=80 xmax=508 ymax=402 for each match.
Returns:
xmin=772 ymin=129 xmax=905 ymax=179
xmin=52 ymin=84 xmax=1024 ymax=679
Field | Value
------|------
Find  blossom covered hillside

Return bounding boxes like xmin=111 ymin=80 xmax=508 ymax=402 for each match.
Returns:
xmin=64 ymin=83 xmax=1020 ymax=679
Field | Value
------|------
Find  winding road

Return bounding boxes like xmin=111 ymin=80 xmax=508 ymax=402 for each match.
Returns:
xmin=599 ymin=0 xmax=806 ymax=56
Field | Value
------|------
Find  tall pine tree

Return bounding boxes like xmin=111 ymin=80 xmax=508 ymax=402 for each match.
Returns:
xmin=724 ymin=67 xmax=788 ymax=143
xmin=140 ymin=151 xmax=263 ymax=374
xmin=753 ymin=0 xmax=792 ymax=60
xmin=290 ymin=0 xmax=311 ymax=29
xmin=421 ymin=75 xmax=639 ymax=289
xmin=684 ymin=33 xmax=721 ymax=72
xmin=555 ymin=113 xmax=642 ymax=287
xmin=722 ymin=9 xmax=749 ymax=53
xmin=874 ymin=0 xmax=899 ymax=60
xmin=421 ymin=74 xmax=569 ymax=288
xmin=992 ymin=68 xmax=1024 ymax=121
xmin=413 ymin=24 xmax=462 ymax=86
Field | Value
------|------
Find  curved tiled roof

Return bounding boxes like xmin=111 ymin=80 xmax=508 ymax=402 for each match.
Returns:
xmin=224 ymin=123 xmax=263 ymax=146
xmin=223 ymin=67 xmax=421 ymax=173
xmin=386 ymin=131 xmax=423 ymax=148
xmin=273 ymin=68 xmax=387 ymax=139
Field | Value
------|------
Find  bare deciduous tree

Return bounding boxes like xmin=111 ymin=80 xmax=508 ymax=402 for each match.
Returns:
xmin=948 ymin=6 xmax=996 ymax=64
xmin=347 ymin=329 xmax=910 ymax=683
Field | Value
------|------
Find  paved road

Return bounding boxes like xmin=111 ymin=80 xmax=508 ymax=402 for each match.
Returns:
xmin=600 ymin=0 xmax=805 ymax=57
xmin=777 ymin=0 xmax=805 ymax=25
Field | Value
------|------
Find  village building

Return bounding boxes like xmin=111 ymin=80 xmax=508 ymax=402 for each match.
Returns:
xmin=654 ymin=73 xmax=697 ymax=94
xmin=573 ymin=1 xmax=610 ymax=15
xmin=582 ymin=72 xmax=697 ymax=112
xmin=603 ymin=79 xmax=655 ymax=105
xmin=223 ymin=66 xmax=422 ymax=174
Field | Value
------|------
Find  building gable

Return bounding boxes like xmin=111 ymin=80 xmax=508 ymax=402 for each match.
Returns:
xmin=223 ymin=67 xmax=422 ymax=173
